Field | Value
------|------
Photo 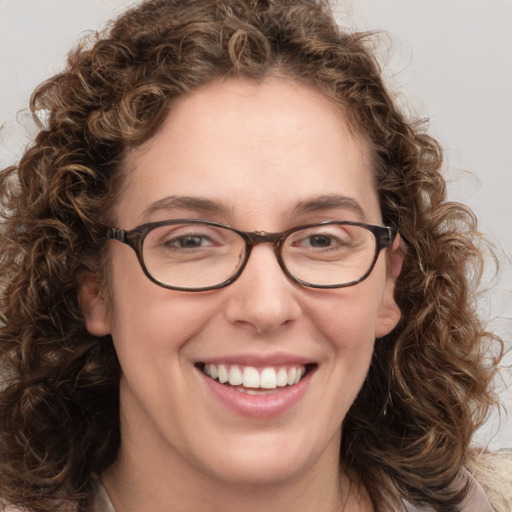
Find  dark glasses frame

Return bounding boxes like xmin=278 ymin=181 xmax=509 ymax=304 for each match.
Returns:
xmin=107 ymin=219 xmax=398 ymax=292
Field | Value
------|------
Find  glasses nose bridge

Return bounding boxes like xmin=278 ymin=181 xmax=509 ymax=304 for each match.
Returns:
xmin=244 ymin=230 xmax=285 ymax=252
xmin=238 ymin=230 xmax=288 ymax=283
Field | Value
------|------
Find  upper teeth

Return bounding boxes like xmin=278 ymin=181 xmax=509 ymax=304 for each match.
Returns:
xmin=202 ymin=364 xmax=306 ymax=389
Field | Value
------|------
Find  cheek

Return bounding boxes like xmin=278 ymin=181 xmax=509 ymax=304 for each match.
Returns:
xmin=106 ymin=252 xmax=215 ymax=363
xmin=311 ymin=279 xmax=387 ymax=349
xmin=320 ymin=303 xmax=377 ymax=374
xmin=303 ymin=291 xmax=381 ymax=429
xmin=110 ymin=291 xmax=214 ymax=358
xmin=306 ymin=272 xmax=391 ymax=397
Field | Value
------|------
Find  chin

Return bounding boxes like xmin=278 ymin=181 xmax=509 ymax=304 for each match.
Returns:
xmin=211 ymin=459 xmax=306 ymax=488
xmin=195 ymin=435 xmax=323 ymax=489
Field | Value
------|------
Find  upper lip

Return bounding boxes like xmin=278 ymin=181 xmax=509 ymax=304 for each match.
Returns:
xmin=195 ymin=352 xmax=315 ymax=367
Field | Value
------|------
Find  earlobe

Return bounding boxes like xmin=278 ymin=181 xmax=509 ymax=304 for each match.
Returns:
xmin=77 ymin=270 xmax=111 ymax=337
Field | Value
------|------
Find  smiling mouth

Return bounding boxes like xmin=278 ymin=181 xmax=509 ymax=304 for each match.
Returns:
xmin=197 ymin=363 xmax=315 ymax=394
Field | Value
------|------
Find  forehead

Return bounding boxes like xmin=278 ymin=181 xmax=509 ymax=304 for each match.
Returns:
xmin=117 ymin=78 xmax=379 ymax=227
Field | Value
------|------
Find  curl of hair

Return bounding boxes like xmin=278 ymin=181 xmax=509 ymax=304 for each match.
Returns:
xmin=0 ymin=1 xmax=502 ymax=511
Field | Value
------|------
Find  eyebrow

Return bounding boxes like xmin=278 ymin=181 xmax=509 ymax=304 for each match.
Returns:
xmin=142 ymin=195 xmax=232 ymax=218
xmin=293 ymin=194 xmax=367 ymax=220
xmin=142 ymin=193 xmax=367 ymax=221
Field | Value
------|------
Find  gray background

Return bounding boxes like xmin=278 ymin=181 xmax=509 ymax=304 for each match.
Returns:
xmin=1 ymin=0 xmax=510 ymax=449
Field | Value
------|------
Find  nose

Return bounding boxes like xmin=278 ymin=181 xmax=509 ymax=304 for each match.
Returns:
xmin=223 ymin=244 xmax=302 ymax=335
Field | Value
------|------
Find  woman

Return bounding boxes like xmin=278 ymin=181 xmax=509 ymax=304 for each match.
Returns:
xmin=0 ymin=1 xmax=509 ymax=511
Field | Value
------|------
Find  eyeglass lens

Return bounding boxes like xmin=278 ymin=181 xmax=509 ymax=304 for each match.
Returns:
xmin=141 ymin=222 xmax=379 ymax=290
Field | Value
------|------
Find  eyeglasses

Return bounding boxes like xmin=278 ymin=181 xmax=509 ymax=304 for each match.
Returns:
xmin=107 ymin=219 xmax=397 ymax=292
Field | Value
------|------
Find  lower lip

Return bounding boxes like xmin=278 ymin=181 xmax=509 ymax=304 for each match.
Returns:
xmin=199 ymin=369 xmax=313 ymax=418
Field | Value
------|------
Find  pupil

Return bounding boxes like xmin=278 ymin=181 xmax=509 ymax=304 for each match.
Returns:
xmin=310 ymin=235 xmax=331 ymax=247
xmin=180 ymin=236 xmax=202 ymax=247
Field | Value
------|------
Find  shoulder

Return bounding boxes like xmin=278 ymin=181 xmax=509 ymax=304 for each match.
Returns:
xmin=464 ymin=448 xmax=512 ymax=512
xmin=402 ymin=449 xmax=511 ymax=512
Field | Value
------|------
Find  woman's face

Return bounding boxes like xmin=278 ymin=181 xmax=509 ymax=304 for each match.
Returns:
xmin=82 ymin=78 xmax=401 ymax=488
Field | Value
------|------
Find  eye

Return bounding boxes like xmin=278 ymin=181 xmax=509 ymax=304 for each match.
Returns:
xmin=166 ymin=234 xmax=214 ymax=249
xmin=290 ymin=227 xmax=352 ymax=250
xmin=145 ymin=223 xmax=226 ymax=252
xmin=301 ymin=233 xmax=341 ymax=248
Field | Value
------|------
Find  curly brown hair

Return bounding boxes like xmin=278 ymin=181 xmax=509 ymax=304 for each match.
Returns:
xmin=0 ymin=1 xmax=502 ymax=511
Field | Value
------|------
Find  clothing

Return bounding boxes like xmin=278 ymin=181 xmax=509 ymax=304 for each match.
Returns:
xmin=92 ymin=481 xmax=115 ymax=512
xmin=464 ymin=449 xmax=512 ymax=512
xmin=91 ymin=450 xmax=512 ymax=511
xmin=402 ymin=468 xmax=494 ymax=511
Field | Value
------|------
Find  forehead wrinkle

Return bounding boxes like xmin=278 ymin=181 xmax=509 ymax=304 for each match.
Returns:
xmin=293 ymin=194 xmax=368 ymax=221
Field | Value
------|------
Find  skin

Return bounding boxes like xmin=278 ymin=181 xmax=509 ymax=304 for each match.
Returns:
xmin=80 ymin=77 xmax=402 ymax=512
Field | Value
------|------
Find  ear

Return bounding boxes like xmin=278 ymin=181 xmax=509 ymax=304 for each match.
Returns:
xmin=374 ymin=235 xmax=405 ymax=339
xmin=77 ymin=270 xmax=111 ymax=337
